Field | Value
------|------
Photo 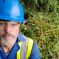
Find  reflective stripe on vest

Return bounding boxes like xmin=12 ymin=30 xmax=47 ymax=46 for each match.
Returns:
xmin=17 ymin=42 xmax=22 ymax=59
xmin=26 ymin=38 xmax=33 ymax=59
xmin=16 ymin=37 xmax=34 ymax=59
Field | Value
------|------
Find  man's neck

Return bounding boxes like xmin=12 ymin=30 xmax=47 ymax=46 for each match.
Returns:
xmin=0 ymin=42 xmax=15 ymax=53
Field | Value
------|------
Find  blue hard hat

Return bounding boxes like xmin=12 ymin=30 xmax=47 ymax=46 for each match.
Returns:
xmin=0 ymin=0 xmax=24 ymax=22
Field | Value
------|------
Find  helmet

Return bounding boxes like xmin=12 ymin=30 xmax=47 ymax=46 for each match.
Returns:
xmin=0 ymin=0 xmax=24 ymax=22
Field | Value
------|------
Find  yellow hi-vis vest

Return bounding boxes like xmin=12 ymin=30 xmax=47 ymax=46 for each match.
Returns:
xmin=16 ymin=36 xmax=34 ymax=59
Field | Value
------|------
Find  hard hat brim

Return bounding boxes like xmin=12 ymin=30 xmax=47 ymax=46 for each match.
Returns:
xmin=0 ymin=15 xmax=24 ymax=22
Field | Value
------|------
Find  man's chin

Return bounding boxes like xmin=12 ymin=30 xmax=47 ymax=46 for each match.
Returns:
xmin=0 ymin=39 xmax=16 ymax=46
xmin=1 ymin=40 xmax=13 ymax=46
xmin=0 ymin=36 xmax=17 ymax=46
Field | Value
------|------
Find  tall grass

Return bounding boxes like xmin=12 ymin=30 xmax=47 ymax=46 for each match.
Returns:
xmin=20 ymin=12 xmax=59 ymax=59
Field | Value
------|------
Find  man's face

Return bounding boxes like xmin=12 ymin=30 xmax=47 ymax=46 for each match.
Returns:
xmin=0 ymin=20 xmax=20 ymax=46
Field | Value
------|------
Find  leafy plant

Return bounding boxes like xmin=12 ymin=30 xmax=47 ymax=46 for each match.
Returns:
xmin=18 ymin=0 xmax=59 ymax=59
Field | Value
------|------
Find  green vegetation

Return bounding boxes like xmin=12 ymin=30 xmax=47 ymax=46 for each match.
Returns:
xmin=19 ymin=0 xmax=59 ymax=59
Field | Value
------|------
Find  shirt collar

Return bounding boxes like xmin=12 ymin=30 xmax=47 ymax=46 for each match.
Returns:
xmin=17 ymin=32 xmax=25 ymax=42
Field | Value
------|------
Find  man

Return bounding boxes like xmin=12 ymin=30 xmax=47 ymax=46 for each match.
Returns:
xmin=0 ymin=0 xmax=41 ymax=59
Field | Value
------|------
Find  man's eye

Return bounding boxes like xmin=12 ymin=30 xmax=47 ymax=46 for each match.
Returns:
xmin=0 ymin=23 xmax=4 ymax=25
xmin=12 ymin=24 xmax=16 ymax=25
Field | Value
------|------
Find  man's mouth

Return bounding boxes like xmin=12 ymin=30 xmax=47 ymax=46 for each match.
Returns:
xmin=3 ymin=36 xmax=12 ymax=38
xmin=1 ymin=33 xmax=14 ymax=38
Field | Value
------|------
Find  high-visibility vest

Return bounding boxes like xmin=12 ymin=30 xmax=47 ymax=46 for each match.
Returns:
xmin=16 ymin=36 xmax=34 ymax=59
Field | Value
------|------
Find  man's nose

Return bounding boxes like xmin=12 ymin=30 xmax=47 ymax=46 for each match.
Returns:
xmin=5 ymin=24 xmax=11 ymax=33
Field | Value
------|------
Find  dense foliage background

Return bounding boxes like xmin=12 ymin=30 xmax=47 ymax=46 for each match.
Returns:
xmin=19 ymin=0 xmax=59 ymax=59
